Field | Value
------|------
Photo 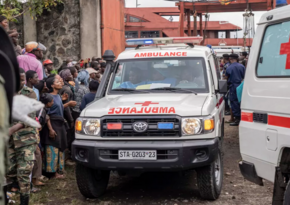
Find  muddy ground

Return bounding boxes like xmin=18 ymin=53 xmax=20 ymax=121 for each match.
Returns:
xmin=15 ymin=116 xmax=273 ymax=205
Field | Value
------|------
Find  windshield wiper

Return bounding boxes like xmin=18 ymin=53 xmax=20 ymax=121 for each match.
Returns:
xmin=112 ymin=88 xmax=149 ymax=93
xmin=151 ymin=87 xmax=197 ymax=95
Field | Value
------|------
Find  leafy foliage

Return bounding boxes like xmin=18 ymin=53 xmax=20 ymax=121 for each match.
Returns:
xmin=0 ymin=0 xmax=63 ymax=21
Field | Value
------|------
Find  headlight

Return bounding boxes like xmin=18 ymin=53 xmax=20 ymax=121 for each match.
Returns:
xmin=182 ymin=118 xmax=201 ymax=135
xmin=75 ymin=118 xmax=101 ymax=136
xmin=182 ymin=116 xmax=215 ymax=136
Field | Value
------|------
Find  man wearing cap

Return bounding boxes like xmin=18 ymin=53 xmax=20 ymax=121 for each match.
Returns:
xmin=43 ymin=59 xmax=57 ymax=77
xmin=17 ymin=42 xmax=46 ymax=80
xmin=225 ymin=53 xmax=245 ymax=126
xmin=86 ymin=68 xmax=100 ymax=82
xmin=222 ymin=54 xmax=231 ymax=73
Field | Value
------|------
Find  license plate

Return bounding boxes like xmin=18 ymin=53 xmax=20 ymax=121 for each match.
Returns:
xmin=118 ymin=150 xmax=157 ymax=160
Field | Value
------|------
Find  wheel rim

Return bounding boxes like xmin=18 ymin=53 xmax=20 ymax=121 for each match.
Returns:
xmin=214 ymin=153 xmax=222 ymax=187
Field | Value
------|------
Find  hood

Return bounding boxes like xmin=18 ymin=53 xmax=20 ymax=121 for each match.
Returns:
xmin=82 ymin=93 xmax=208 ymax=117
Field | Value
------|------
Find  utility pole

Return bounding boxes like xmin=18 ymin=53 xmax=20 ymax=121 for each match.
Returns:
xmin=237 ymin=26 xmax=238 ymax=46
xmin=136 ymin=0 xmax=141 ymax=7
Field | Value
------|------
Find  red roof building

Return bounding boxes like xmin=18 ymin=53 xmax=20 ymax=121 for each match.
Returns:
xmin=125 ymin=7 xmax=251 ymax=47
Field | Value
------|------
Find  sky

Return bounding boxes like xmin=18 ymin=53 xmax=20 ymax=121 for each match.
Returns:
xmin=125 ymin=0 xmax=266 ymax=38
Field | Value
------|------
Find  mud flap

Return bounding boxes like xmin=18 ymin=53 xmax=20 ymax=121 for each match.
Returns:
xmin=239 ymin=161 xmax=263 ymax=186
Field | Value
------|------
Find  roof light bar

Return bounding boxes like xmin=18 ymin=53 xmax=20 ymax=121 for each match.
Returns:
xmin=126 ymin=37 xmax=203 ymax=46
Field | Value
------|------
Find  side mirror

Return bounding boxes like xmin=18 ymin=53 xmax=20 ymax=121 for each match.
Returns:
xmin=218 ymin=80 xmax=227 ymax=94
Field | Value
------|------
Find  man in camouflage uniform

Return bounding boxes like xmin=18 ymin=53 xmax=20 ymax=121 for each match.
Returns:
xmin=0 ymin=76 xmax=9 ymax=205
xmin=0 ymin=24 xmax=43 ymax=205
xmin=6 ymin=83 xmax=38 ymax=205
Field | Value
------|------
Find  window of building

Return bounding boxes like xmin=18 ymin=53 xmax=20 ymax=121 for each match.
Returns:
xmin=140 ymin=31 xmax=160 ymax=38
xmin=257 ymin=21 xmax=290 ymax=77
xmin=125 ymin=31 xmax=138 ymax=39
xmin=129 ymin=16 xmax=145 ymax=22
xmin=125 ymin=15 xmax=127 ymax=23
xmin=218 ymin=31 xmax=226 ymax=39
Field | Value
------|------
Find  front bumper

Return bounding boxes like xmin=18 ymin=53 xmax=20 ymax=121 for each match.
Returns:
xmin=72 ymin=138 xmax=219 ymax=171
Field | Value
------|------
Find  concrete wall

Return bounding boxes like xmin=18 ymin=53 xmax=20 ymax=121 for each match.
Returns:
xmin=23 ymin=5 xmax=37 ymax=43
xmin=80 ymin=0 xmax=102 ymax=59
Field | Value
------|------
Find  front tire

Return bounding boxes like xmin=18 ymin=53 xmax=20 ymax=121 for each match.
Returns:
xmin=196 ymin=147 xmax=223 ymax=200
xmin=76 ymin=163 xmax=110 ymax=198
xmin=284 ymin=180 xmax=290 ymax=205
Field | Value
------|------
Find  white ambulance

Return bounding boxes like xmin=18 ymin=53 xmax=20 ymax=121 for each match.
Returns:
xmin=239 ymin=5 xmax=290 ymax=204
xmin=72 ymin=37 xmax=227 ymax=200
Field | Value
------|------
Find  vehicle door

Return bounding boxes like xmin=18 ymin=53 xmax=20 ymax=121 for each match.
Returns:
xmin=208 ymin=54 xmax=224 ymax=137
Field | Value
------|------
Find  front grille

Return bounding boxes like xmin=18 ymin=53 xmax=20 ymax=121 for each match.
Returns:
xmin=99 ymin=149 xmax=178 ymax=160
xmin=253 ymin=113 xmax=268 ymax=124
xmin=101 ymin=116 xmax=181 ymax=137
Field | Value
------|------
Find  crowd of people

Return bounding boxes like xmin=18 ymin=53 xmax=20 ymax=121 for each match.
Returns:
xmin=220 ymin=52 xmax=247 ymax=126
xmin=1 ymin=15 xmax=106 ymax=205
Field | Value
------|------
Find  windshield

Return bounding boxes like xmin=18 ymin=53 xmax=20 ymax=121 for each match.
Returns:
xmin=110 ymin=57 xmax=209 ymax=93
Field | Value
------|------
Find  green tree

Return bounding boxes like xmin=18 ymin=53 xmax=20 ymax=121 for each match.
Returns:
xmin=0 ymin=0 xmax=62 ymax=21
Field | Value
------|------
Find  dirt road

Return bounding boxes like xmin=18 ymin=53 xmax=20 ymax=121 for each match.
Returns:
xmin=28 ymin=118 xmax=273 ymax=205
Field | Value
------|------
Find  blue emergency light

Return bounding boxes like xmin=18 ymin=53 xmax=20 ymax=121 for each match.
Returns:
xmin=276 ymin=0 xmax=287 ymax=7
xmin=158 ymin=122 xmax=174 ymax=130
xmin=126 ymin=39 xmax=154 ymax=46
xmin=126 ymin=37 xmax=203 ymax=46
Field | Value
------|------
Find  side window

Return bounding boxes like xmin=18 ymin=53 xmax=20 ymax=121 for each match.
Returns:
xmin=208 ymin=56 xmax=219 ymax=90
xmin=140 ymin=31 xmax=160 ymax=38
xmin=257 ymin=21 xmax=290 ymax=77
xmin=129 ymin=16 xmax=146 ymax=22
xmin=214 ymin=56 xmax=221 ymax=79
xmin=208 ymin=60 xmax=215 ymax=87
xmin=125 ymin=31 xmax=138 ymax=39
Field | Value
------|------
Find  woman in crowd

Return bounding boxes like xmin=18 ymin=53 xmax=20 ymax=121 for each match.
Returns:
xmin=43 ymin=75 xmax=75 ymax=178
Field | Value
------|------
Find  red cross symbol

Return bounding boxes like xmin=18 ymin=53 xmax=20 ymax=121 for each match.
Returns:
xmin=135 ymin=101 xmax=159 ymax=106
xmin=280 ymin=36 xmax=290 ymax=69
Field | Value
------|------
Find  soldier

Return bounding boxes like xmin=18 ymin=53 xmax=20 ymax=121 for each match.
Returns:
xmin=0 ymin=25 xmax=43 ymax=205
xmin=0 ymin=70 xmax=10 ymax=205
xmin=6 ymin=68 xmax=38 ymax=205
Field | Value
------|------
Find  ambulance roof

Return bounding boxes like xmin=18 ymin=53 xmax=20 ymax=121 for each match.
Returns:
xmin=259 ymin=5 xmax=290 ymax=25
xmin=117 ymin=45 xmax=212 ymax=60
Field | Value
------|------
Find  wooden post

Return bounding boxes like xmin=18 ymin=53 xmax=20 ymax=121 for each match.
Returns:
xmin=187 ymin=10 xmax=192 ymax=36
xmin=193 ymin=12 xmax=197 ymax=36
xmin=179 ymin=2 xmax=185 ymax=37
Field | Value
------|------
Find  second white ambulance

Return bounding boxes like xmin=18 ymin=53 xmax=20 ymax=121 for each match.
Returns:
xmin=239 ymin=5 xmax=290 ymax=205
